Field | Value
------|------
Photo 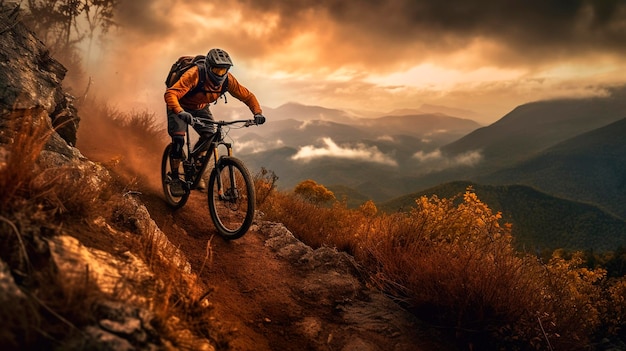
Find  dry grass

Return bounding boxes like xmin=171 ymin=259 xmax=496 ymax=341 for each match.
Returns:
xmin=0 ymin=116 xmax=108 ymax=346
xmin=76 ymin=101 xmax=168 ymax=192
xmin=0 ymin=108 xmax=50 ymax=213
xmin=0 ymin=107 xmax=226 ymax=349
xmin=77 ymin=101 xmax=231 ymax=349
xmin=260 ymin=182 xmax=626 ymax=350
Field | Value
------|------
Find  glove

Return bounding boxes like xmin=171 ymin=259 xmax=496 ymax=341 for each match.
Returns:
xmin=177 ymin=111 xmax=194 ymax=125
xmin=254 ymin=114 xmax=266 ymax=125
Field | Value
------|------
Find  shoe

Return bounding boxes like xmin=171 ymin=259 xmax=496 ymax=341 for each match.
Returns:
xmin=197 ymin=178 xmax=207 ymax=192
xmin=170 ymin=177 xmax=186 ymax=197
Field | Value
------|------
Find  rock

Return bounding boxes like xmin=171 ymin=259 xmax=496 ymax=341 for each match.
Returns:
xmin=0 ymin=3 xmax=79 ymax=146
xmin=257 ymin=220 xmax=430 ymax=351
xmin=0 ymin=3 xmax=215 ymax=350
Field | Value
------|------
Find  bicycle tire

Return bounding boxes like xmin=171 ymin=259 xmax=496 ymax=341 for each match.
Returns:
xmin=207 ymin=156 xmax=255 ymax=240
xmin=161 ymin=144 xmax=190 ymax=209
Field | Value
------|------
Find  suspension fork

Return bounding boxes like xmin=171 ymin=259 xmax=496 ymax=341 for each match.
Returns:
xmin=213 ymin=142 xmax=236 ymax=200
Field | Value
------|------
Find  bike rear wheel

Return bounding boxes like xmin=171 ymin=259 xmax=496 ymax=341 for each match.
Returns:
xmin=208 ymin=156 xmax=255 ymax=240
xmin=161 ymin=144 xmax=190 ymax=209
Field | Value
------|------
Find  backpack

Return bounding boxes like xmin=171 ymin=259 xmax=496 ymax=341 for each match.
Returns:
xmin=165 ymin=55 xmax=228 ymax=99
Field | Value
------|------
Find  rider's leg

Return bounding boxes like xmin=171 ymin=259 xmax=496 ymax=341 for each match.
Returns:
xmin=170 ymin=135 xmax=185 ymax=176
xmin=167 ymin=109 xmax=188 ymax=178
xmin=191 ymin=106 xmax=215 ymax=155
xmin=191 ymin=106 xmax=214 ymax=191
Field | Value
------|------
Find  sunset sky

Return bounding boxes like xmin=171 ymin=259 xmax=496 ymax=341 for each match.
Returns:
xmin=88 ymin=0 xmax=626 ymax=124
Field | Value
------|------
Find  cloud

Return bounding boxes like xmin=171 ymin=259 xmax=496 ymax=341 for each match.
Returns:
xmin=291 ymin=138 xmax=397 ymax=166
xmin=80 ymin=1 xmax=626 ymax=124
xmin=234 ymin=0 xmax=626 ymax=70
xmin=413 ymin=148 xmax=483 ymax=172
xmin=111 ymin=0 xmax=626 ymax=74
xmin=297 ymin=120 xmax=316 ymax=130
xmin=377 ymin=135 xmax=395 ymax=142
xmin=235 ymin=139 xmax=284 ymax=154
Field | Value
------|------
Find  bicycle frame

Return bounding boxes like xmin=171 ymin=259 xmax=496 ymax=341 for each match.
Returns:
xmin=162 ymin=116 xmax=258 ymax=238
xmin=182 ymin=118 xmax=249 ymax=197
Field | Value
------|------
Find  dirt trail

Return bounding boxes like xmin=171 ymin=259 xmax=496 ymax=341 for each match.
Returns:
xmin=141 ymin=189 xmax=449 ymax=351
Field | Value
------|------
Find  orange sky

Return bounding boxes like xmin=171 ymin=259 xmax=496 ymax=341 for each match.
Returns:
xmin=86 ymin=0 xmax=626 ymax=124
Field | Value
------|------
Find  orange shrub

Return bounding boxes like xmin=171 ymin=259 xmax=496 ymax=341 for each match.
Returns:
xmin=262 ymin=184 xmax=625 ymax=350
xmin=293 ymin=179 xmax=336 ymax=205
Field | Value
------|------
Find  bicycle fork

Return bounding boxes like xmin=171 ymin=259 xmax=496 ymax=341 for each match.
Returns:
xmin=213 ymin=143 xmax=239 ymax=203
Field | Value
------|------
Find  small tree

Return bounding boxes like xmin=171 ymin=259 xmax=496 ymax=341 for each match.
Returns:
xmin=293 ymin=179 xmax=335 ymax=206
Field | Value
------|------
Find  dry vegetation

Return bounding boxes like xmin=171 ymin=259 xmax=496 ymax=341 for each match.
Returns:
xmin=0 ymin=107 xmax=227 ymax=349
xmin=3 ymin=101 xmax=624 ymax=350
xmin=255 ymin=177 xmax=626 ymax=350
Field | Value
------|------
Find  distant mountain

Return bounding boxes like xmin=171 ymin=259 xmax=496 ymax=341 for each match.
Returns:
xmin=478 ymin=117 xmax=626 ymax=220
xmin=237 ymin=115 xmax=481 ymax=199
xmin=360 ymin=114 xmax=481 ymax=142
xmin=238 ymin=89 xmax=626 ymax=210
xmin=231 ymin=103 xmax=481 ymax=150
xmin=239 ymin=146 xmax=394 ymax=195
xmin=245 ymin=118 xmax=374 ymax=147
xmin=261 ymin=102 xmax=358 ymax=123
xmin=390 ymin=103 xmax=483 ymax=121
xmin=378 ymin=181 xmax=626 ymax=252
xmin=234 ymin=94 xmax=626 ymax=254
xmin=233 ymin=105 xmax=482 ymax=197
xmin=440 ymin=88 xmax=626 ymax=174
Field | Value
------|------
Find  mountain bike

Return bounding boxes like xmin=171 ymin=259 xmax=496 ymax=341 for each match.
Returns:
xmin=161 ymin=117 xmax=258 ymax=240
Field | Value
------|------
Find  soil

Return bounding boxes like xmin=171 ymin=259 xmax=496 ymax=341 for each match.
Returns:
xmin=139 ymin=189 xmax=453 ymax=351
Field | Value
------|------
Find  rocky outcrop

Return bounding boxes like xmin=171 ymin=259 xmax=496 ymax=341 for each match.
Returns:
xmin=0 ymin=4 xmax=211 ymax=350
xmin=0 ymin=3 xmax=78 ymax=146
xmin=257 ymin=222 xmax=426 ymax=351
xmin=0 ymin=4 xmax=438 ymax=351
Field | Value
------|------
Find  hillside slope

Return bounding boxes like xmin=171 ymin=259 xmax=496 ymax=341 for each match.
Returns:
xmin=441 ymin=91 xmax=626 ymax=173
xmin=0 ymin=5 xmax=451 ymax=350
xmin=379 ymin=181 xmax=626 ymax=252
xmin=478 ymin=118 xmax=626 ymax=220
xmin=138 ymin=189 xmax=448 ymax=351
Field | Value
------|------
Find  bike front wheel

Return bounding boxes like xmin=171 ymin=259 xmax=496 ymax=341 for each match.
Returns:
xmin=161 ymin=144 xmax=190 ymax=209
xmin=208 ymin=156 xmax=255 ymax=240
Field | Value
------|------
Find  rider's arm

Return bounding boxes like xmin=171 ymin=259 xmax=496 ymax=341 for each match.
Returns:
xmin=225 ymin=74 xmax=263 ymax=115
xmin=164 ymin=66 xmax=201 ymax=114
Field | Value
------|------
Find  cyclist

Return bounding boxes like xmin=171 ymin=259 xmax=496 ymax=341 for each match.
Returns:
xmin=164 ymin=48 xmax=266 ymax=196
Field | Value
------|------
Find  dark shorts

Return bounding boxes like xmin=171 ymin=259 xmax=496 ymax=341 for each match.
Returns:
xmin=167 ymin=105 xmax=215 ymax=137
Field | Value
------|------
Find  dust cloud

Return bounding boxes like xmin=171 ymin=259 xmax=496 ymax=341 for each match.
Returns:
xmin=76 ymin=102 xmax=169 ymax=194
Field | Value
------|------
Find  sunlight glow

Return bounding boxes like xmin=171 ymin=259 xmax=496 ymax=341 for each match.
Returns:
xmin=366 ymin=63 xmax=526 ymax=89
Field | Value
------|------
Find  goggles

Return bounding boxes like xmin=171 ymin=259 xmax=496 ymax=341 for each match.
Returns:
xmin=210 ymin=66 xmax=229 ymax=76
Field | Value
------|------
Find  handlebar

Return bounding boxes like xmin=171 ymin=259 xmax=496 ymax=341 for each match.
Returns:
xmin=192 ymin=117 xmax=257 ymax=128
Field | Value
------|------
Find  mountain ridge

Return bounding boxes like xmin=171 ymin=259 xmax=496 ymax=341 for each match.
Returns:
xmin=379 ymin=181 xmax=626 ymax=252
xmin=478 ymin=117 xmax=626 ymax=219
xmin=440 ymin=90 xmax=626 ymax=172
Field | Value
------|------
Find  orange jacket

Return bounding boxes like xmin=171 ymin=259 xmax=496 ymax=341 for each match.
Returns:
xmin=164 ymin=65 xmax=262 ymax=115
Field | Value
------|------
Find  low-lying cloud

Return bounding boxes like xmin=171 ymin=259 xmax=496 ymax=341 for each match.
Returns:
xmin=291 ymin=137 xmax=397 ymax=166
xmin=413 ymin=148 xmax=483 ymax=171
xmin=234 ymin=139 xmax=284 ymax=154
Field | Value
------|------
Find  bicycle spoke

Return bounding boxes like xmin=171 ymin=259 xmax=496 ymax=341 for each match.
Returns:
xmin=208 ymin=157 xmax=255 ymax=239
xmin=161 ymin=144 xmax=190 ymax=208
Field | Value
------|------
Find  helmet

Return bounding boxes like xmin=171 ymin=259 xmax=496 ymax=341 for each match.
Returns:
xmin=206 ymin=48 xmax=233 ymax=68
xmin=206 ymin=48 xmax=233 ymax=86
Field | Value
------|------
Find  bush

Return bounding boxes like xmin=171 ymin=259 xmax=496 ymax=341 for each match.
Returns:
xmin=261 ymin=185 xmax=626 ymax=350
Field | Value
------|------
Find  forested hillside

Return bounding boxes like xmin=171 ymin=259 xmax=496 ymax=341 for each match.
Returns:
xmin=478 ymin=117 xmax=626 ymax=220
xmin=379 ymin=181 xmax=626 ymax=252
xmin=441 ymin=91 xmax=626 ymax=172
